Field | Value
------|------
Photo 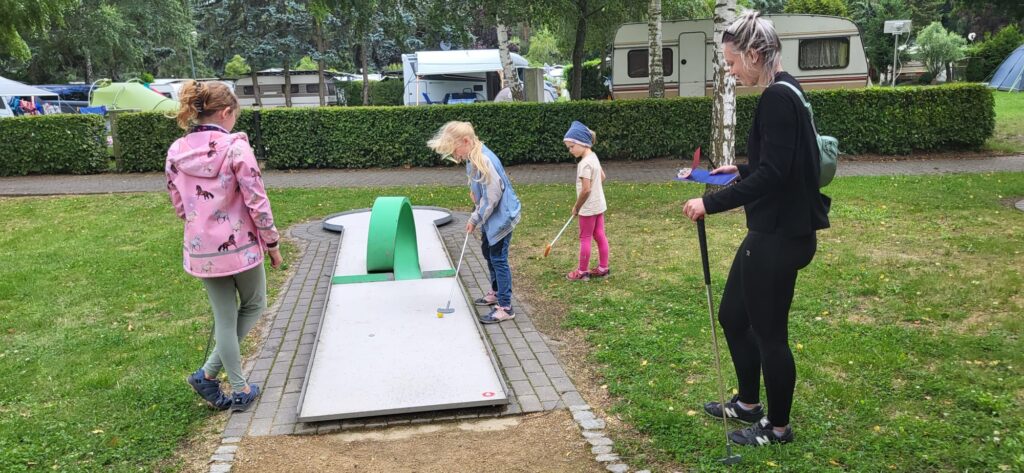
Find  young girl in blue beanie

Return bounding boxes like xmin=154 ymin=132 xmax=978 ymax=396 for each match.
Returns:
xmin=564 ymin=121 xmax=610 ymax=281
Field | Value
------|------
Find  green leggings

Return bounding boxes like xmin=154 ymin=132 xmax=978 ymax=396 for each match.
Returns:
xmin=200 ymin=264 xmax=267 ymax=391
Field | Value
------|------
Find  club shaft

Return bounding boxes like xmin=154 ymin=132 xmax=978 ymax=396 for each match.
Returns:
xmin=443 ymin=231 xmax=472 ymax=309
xmin=697 ymin=219 xmax=736 ymax=457
xmin=706 ymin=284 xmax=733 ymax=457
xmin=549 ymin=215 xmax=575 ymax=248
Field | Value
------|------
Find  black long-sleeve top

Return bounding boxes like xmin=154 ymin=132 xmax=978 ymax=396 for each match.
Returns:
xmin=703 ymin=71 xmax=831 ymax=236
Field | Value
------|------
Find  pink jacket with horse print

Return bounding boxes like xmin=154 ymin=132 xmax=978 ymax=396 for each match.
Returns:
xmin=166 ymin=130 xmax=280 ymax=278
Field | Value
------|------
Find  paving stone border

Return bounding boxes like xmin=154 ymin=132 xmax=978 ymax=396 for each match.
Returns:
xmin=203 ymin=212 xmax=646 ymax=472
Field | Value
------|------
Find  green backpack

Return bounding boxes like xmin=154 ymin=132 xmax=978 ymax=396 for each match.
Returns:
xmin=775 ymin=81 xmax=838 ymax=188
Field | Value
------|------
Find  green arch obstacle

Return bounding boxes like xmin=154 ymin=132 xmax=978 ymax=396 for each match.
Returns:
xmin=366 ymin=197 xmax=421 ymax=280
xmin=299 ymin=197 xmax=509 ymax=421
xmin=330 ymin=197 xmax=455 ymax=284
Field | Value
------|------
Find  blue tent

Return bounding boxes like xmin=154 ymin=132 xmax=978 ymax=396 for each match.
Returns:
xmin=988 ymin=44 xmax=1024 ymax=92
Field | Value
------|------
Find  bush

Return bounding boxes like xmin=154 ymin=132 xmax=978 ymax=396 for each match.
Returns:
xmin=112 ymin=84 xmax=993 ymax=172
xmin=784 ymin=0 xmax=848 ymax=17
xmin=338 ymin=79 xmax=405 ymax=106
xmin=564 ymin=59 xmax=610 ymax=100
xmin=0 ymin=114 xmax=108 ymax=176
xmin=965 ymin=25 xmax=1024 ymax=82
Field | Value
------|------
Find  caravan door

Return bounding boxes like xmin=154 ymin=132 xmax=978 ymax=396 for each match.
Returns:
xmin=677 ymin=32 xmax=707 ymax=97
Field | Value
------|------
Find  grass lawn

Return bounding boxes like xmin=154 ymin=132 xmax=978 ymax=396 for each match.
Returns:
xmin=2 ymin=174 xmax=1023 ymax=471
xmin=988 ymin=91 xmax=1024 ymax=154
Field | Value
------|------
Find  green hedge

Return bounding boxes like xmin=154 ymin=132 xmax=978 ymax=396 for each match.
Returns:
xmin=117 ymin=110 xmax=257 ymax=172
xmin=338 ymin=79 xmax=405 ymax=106
xmin=0 ymin=114 xmax=108 ymax=176
xmin=113 ymin=84 xmax=993 ymax=172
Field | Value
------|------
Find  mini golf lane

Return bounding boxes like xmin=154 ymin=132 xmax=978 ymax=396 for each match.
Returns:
xmin=297 ymin=200 xmax=508 ymax=422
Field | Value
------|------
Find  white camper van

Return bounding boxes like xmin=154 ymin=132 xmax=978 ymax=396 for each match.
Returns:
xmin=403 ymin=50 xmax=555 ymax=105
xmin=611 ymin=14 xmax=868 ymax=98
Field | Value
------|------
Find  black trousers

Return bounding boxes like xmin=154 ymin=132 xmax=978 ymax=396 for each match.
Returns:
xmin=718 ymin=230 xmax=816 ymax=427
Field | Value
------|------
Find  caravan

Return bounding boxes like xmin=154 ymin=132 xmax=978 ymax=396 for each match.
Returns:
xmin=611 ymin=14 xmax=868 ymax=98
xmin=402 ymin=50 xmax=556 ymax=105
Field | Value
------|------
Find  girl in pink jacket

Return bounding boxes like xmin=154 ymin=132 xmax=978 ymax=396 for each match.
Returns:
xmin=167 ymin=80 xmax=283 ymax=412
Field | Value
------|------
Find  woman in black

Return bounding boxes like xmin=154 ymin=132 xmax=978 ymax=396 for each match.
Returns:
xmin=682 ymin=10 xmax=830 ymax=446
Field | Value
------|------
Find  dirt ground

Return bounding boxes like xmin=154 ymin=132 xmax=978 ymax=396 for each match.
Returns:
xmin=232 ymin=410 xmax=603 ymax=473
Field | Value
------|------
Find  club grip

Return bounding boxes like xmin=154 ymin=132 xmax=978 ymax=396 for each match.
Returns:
xmin=697 ymin=219 xmax=711 ymax=285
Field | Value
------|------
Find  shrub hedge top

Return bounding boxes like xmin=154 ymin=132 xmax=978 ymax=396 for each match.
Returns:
xmin=0 ymin=114 xmax=108 ymax=176
xmin=108 ymin=83 xmax=993 ymax=173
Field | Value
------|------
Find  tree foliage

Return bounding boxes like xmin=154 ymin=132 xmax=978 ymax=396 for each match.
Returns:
xmin=783 ymin=0 xmax=847 ymax=17
xmin=914 ymin=21 xmax=967 ymax=77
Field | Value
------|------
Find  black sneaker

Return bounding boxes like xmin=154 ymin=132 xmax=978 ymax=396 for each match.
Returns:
xmin=703 ymin=394 xmax=764 ymax=423
xmin=729 ymin=417 xmax=794 ymax=446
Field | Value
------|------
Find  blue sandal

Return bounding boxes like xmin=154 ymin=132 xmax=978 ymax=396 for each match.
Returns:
xmin=231 ymin=384 xmax=261 ymax=412
xmin=187 ymin=369 xmax=231 ymax=410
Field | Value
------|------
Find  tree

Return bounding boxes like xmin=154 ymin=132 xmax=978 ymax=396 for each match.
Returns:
xmin=524 ymin=27 xmax=564 ymax=65
xmin=750 ymin=0 xmax=787 ymax=14
xmin=0 ymin=0 xmax=75 ymax=61
xmin=224 ymin=54 xmax=251 ymax=77
xmin=914 ymin=21 xmax=966 ymax=78
xmin=849 ymin=0 xmax=913 ymax=82
xmin=783 ymin=0 xmax=847 ymax=16
xmin=497 ymin=19 xmax=525 ymax=100
xmin=710 ymin=0 xmax=737 ymax=171
xmin=649 ymin=0 xmax=665 ymax=98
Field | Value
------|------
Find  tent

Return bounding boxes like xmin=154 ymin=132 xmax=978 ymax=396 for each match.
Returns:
xmin=90 ymin=82 xmax=178 ymax=112
xmin=0 ymin=75 xmax=59 ymax=98
xmin=988 ymin=44 xmax=1024 ymax=92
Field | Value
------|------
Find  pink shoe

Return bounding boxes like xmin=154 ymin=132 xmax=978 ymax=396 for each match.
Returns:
xmin=566 ymin=269 xmax=590 ymax=281
xmin=589 ymin=267 xmax=610 ymax=278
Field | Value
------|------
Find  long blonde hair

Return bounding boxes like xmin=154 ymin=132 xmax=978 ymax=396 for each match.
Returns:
xmin=427 ymin=121 xmax=494 ymax=185
xmin=723 ymin=10 xmax=783 ymax=86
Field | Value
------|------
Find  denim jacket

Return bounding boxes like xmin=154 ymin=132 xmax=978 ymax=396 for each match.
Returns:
xmin=467 ymin=145 xmax=522 ymax=245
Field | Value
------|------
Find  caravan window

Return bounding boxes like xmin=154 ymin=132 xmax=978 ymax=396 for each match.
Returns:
xmin=242 ymin=86 xmax=254 ymax=96
xmin=798 ymin=38 xmax=850 ymax=70
xmin=306 ymin=84 xmax=320 ymax=94
xmin=281 ymin=84 xmax=300 ymax=94
xmin=627 ymin=48 xmax=674 ymax=78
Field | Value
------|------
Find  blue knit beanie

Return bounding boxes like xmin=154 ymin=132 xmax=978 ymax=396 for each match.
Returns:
xmin=563 ymin=121 xmax=593 ymax=148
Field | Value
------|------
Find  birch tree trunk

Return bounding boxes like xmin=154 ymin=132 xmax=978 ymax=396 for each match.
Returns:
xmin=710 ymin=0 xmax=737 ymax=175
xmin=497 ymin=19 xmax=525 ymax=101
xmin=648 ymin=0 xmax=664 ymax=98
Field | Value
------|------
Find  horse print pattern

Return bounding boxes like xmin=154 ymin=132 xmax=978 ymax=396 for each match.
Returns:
xmin=167 ymin=131 xmax=279 ymax=278
xmin=217 ymin=234 xmax=236 ymax=252
xmin=195 ymin=185 xmax=214 ymax=200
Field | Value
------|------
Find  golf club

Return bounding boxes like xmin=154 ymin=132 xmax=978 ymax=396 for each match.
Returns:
xmin=697 ymin=218 xmax=742 ymax=465
xmin=437 ymin=230 xmax=472 ymax=317
xmin=543 ymin=214 xmax=575 ymax=257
